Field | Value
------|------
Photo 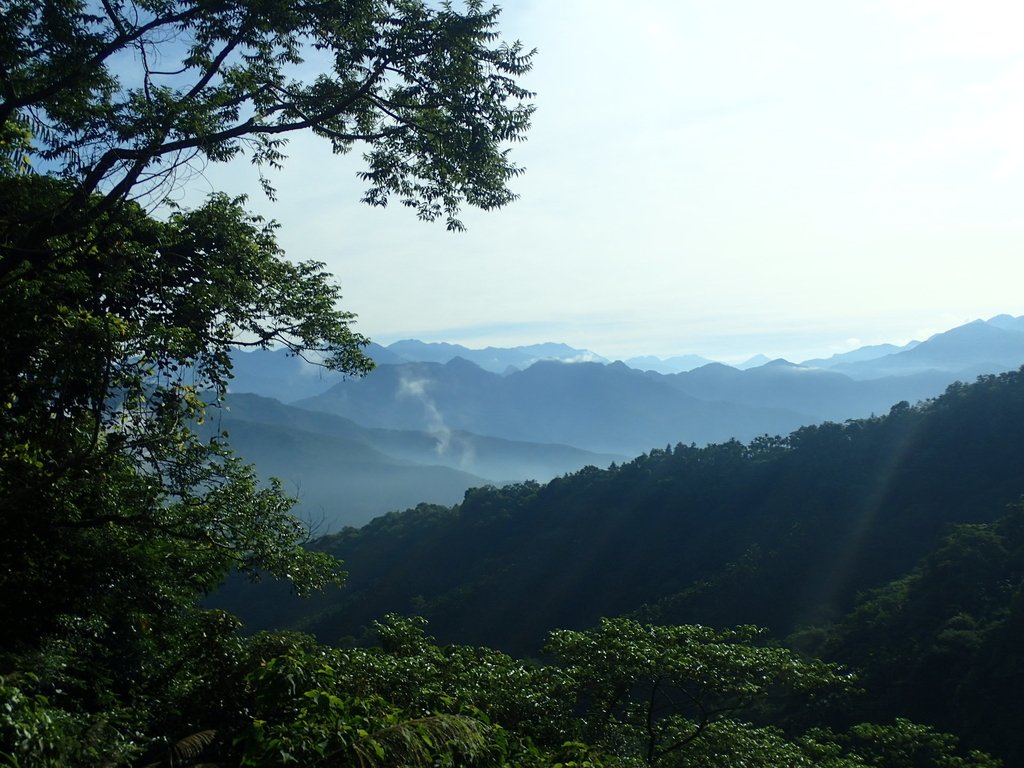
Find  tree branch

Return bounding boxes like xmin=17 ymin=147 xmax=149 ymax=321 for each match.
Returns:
xmin=0 ymin=7 xmax=205 ymax=125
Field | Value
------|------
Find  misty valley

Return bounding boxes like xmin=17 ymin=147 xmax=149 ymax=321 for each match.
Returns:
xmin=223 ymin=314 xmax=1024 ymax=529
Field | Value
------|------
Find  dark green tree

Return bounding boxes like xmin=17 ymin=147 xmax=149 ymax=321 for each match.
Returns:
xmin=230 ymin=616 xmax=591 ymax=767
xmin=545 ymin=618 xmax=853 ymax=767
xmin=0 ymin=1 xmax=533 ymax=763
xmin=543 ymin=618 xmax=1000 ymax=768
xmin=0 ymin=0 xmax=534 ymax=230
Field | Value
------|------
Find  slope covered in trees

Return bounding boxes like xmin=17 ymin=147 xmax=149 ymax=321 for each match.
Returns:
xmin=236 ymin=368 xmax=1024 ymax=658
xmin=208 ymin=369 xmax=1024 ymax=763
xmin=809 ymin=504 xmax=1024 ymax=764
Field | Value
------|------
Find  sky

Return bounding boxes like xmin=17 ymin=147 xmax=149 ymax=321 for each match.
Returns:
xmin=185 ymin=1 xmax=1024 ymax=364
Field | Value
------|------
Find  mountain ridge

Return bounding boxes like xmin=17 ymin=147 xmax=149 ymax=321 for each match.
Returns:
xmin=296 ymin=357 xmax=812 ymax=455
xmin=219 ymin=314 xmax=1024 ymax=528
xmin=228 ymin=314 xmax=1024 ymax=405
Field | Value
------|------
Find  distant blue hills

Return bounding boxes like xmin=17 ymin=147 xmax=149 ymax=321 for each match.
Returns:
xmin=205 ymin=393 xmax=619 ymax=529
xmin=222 ymin=314 xmax=1024 ymax=529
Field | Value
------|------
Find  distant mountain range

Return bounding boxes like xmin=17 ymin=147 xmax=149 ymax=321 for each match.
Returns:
xmin=384 ymin=339 xmax=609 ymax=373
xmin=289 ymin=315 xmax=1024 ymax=452
xmin=230 ymin=313 xmax=1024 ymax=395
xmin=221 ymin=314 xmax=1024 ymax=528
xmin=623 ymin=353 xmax=717 ymax=374
xmin=296 ymin=358 xmax=809 ymax=455
xmin=825 ymin=320 xmax=1024 ymax=379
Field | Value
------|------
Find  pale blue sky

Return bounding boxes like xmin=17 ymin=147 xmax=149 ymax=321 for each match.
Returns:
xmin=187 ymin=1 xmax=1024 ymax=363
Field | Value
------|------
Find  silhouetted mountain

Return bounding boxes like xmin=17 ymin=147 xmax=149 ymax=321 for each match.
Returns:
xmin=210 ymin=416 xmax=486 ymax=530
xmin=297 ymin=358 xmax=811 ymax=455
xmin=228 ymin=347 xmax=349 ymax=402
xmin=800 ymin=341 xmax=918 ymax=368
xmin=223 ymin=393 xmax=621 ymax=489
xmin=228 ymin=316 xmax=1024 ymax=466
xmin=295 ymin=352 xmax=998 ymax=457
xmin=736 ymin=353 xmax=771 ymax=369
xmin=663 ymin=359 xmax=956 ymax=422
xmin=386 ymin=339 xmax=609 ymax=372
xmin=832 ymin=319 xmax=1024 ymax=379
xmin=227 ymin=315 xmax=1024 ymax=410
xmin=986 ymin=313 xmax=1024 ymax=332
xmin=228 ymin=344 xmax=405 ymax=402
xmin=365 ymin=341 xmax=408 ymax=366
xmin=623 ymin=354 xmax=716 ymax=373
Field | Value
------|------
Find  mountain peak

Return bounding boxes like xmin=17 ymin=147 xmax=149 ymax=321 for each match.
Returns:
xmin=736 ymin=354 xmax=771 ymax=370
xmin=383 ymin=339 xmax=607 ymax=373
xmin=760 ymin=358 xmax=800 ymax=369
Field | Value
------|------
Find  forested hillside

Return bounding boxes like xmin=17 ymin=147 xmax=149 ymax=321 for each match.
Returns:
xmin=232 ymin=368 xmax=1024 ymax=654
xmin=811 ymin=505 xmax=1024 ymax=763
xmin=211 ymin=369 xmax=1024 ymax=762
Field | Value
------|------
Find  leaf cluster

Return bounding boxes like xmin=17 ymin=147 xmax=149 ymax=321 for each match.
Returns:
xmin=0 ymin=0 xmax=534 ymax=229
xmin=545 ymin=618 xmax=854 ymax=766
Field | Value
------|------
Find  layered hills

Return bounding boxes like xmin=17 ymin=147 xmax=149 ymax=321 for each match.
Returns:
xmin=220 ymin=368 xmax=1024 ymax=652
xmin=220 ymin=314 xmax=1024 ymax=528
xmin=296 ymin=358 xmax=807 ymax=455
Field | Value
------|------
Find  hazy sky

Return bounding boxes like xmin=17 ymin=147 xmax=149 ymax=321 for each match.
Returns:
xmin=187 ymin=1 xmax=1024 ymax=363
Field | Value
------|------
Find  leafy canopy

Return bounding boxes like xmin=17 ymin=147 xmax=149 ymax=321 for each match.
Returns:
xmin=1 ymin=0 xmax=534 ymax=763
xmin=0 ymin=0 xmax=534 ymax=229
xmin=546 ymin=618 xmax=855 ymax=767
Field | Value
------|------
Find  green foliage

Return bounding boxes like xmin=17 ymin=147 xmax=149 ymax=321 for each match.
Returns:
xmin=0 ymin=180 xmax=354 ymax=674
xmin=812 ymin=502 xmax=1024 ymax=763
xmin=236 ymin=642 xmax=494 ymax=766
xmin=1 ymin=1 xmax=535 ymax=764
xmin=277 ymin=368 xmax=1024 ymax=659
xmin=221 ymin=621 xmax=594 ymax=767
xmin=0 ymin=118 xmax=31 ymax=175
xmin=545 ymin=618 xmax=853 ymax=767
xmin=0 ymin=673 xmax=138 ymax=767
xmin=809 ymin=719 xmax=1002 ymax=768
xmin=0 ymin=0 xmax=533 ymax=229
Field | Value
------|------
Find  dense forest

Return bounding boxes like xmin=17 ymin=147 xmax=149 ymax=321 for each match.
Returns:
xmin=218 ymin=368 xmax=1024 ymax=763
xmin=231 ymin=370 xmax=1024 ymax=649
xmin=2 ymin=2 xmax=1020 ymax=766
